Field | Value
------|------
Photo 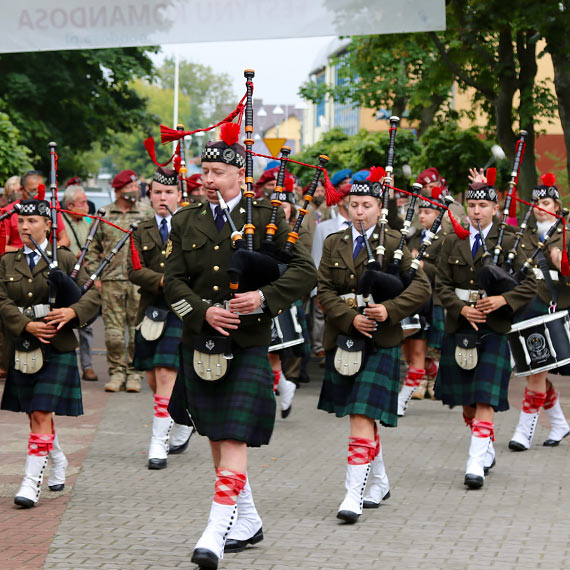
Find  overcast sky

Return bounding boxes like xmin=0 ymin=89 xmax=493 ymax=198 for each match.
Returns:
xmin=154 ymin=36 xmax=336 ymax=107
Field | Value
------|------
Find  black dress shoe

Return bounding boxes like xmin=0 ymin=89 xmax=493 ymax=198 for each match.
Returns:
xmin=14 ymin=495 xmax=35 ymax=508
xmin=191 ymin=548 xmax=218 ymax=569
xmin=483 ymin=458 xmax=496 ymax=475
xmin=363 ymin=490 xmax=391 ymax=509
xmin=543 ymin=430 xmax=570 ymax=447
xmin=336 ymin=510 xmax=359 ymax=524
xmin=148 ymin=458 xmax=167 ymax=470
xmin=281 ymin=406 xmax=292 ymax=419
xmin=464 ymin=474 xmax=484 ymax=489
xmin=508 ymin=440 xmax=528 ymax=451
xmin=224 ymin=527 xmax=264 ymax=553
xmin=48 ymin=483 xmax=65 ymax=492
xmin=169 ymin=433 xmax=193 ymax=455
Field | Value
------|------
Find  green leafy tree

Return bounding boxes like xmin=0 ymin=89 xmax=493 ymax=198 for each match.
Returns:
xmin=290 ymin=127 xmax=421 ymax=187
xmin=0 ymin=107 xmax=33 ymax=183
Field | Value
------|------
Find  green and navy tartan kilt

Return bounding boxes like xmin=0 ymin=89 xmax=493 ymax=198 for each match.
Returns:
xmin=171 ymin=344 xmax=276 ymax=447
xmin=513 ymin=295 xmax=570 ymax=375
xmin=132 ymin=311 xmax=182 ymax=371
xmin=318 ymin=347 xmax=400 ymax=427
xmin=408 ymin=304 xmax=445 ymax=350
xmin=435 ymin=330 xmax=511 ymax=411
xmin=1 ymin=348 xmax=83 ymax=416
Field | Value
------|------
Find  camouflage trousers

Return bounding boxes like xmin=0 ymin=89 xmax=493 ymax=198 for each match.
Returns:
xmin=101 ymin=280 xmax=142 ymax=381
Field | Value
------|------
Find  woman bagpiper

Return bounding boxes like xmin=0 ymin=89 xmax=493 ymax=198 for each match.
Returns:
xmin=128 ymin=166 xmax=193 ymax=469
xmin=509 ymin=173 xmax=570 ymax=450
xmin=317 ymin=176 xmax=431 ymax=523
xmin=397 ymin=195 xmax=447 ymax=414
xmin=435 ymin=180 xmax=536 ymax=489
xmin=0 ymin=199 xmax=101 ymax=507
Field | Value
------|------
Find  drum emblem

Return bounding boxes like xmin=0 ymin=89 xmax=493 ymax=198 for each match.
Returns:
xmin=346 ymin=339 xmax=354 ymax=349
xmin=205 ymin=340 xmax=215 ymax=351
xmin=526 ymin=333 xmax=550 ymax=362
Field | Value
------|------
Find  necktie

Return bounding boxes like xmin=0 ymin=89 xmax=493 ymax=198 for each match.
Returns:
xmin=471 ymin=233 xmax=481 ymax=258
xmin=421 ymin=229 xmax=427 ymax=243
xmin=214 ymin=206 xmax=225 ymax=232
xmin=27 ymin=252 xmax=36 ymax=271
xmin=353 ymin=235 xmax=365 ymax=260
xmin=159 ymin=218 xmax=169 ymax=244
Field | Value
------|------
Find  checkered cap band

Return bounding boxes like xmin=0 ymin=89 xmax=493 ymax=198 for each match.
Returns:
xmin=532 ymin=185 xmax=559 ymax=201
xmin=419 ymin=198 xmax=443 ymax=210
xmin=349 ymin=181 xmax=381 ymax=198
xmin=153 ymin=168 xmax=178 ymax=186
xmin=466 ymin=185 xmax=498 ymax=202
xmin=18 ymin=199 xmax=51 ymax=218
xmin=202 ymin=143 xmax=246 ymax=168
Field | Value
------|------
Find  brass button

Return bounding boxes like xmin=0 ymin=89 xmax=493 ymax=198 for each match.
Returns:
xmin=161 ymin=250 xmax=166 ymax=256
xmin=334 ymin=262 xmax=339 ymax=267
xmin=351 ymin=288 xmax=355 ymax=292
xmin=349 ymin=274 xmax=355 ymax=279
xmin=160 ymin=262 xmax=165 ymax=268
xmin=521 ymin=244 xmax=525 ymax=248
xmin=28 ymin=278 xmax=32 ymax=283
xmin=455 ymin=260 xmax=459 ymax=264
xmin=214 ymin=245 xmax=220 ymax=251
xmin=27 ymin=292 xmax=33 ymax=298
xmin=9 ymin=277 xmax=13 ymax=281
xmin=213 ymin=285 xmax=219 ymax=291
xmin=278 ymin=309 xmax=282 ymax=315
xmin=143 ymin=245 xmax=148 ymax=251
xmin=469 ymin=280 xmax=474 ymax=285
xmin=470 ymin=267 xmax=474 ymax=272
xmin=257 ymin=317 xmax=261 ymax=323
xmin=425 ymin=254 xmax=430 ymax=258
xmin=192 ymin=243 xmax=197 ymax=248
xmin=213 ymin=265 xmax=219 ymax=272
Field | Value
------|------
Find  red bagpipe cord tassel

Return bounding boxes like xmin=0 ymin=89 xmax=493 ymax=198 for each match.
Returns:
xmin=28 ymin=432 xmax=54 ymax=456
xmin=144 ymin=137 xmax=179 ymax=168
xmin=323 ymin=169 xmax=342 ymax=206
xmin=214 ymin=468 xmax=247 ymax=505
xmin=448 ymin=210 xmax=470 ymax=240
xmin=348 ymin=436 xmax=376 ymax=465
xmin=130 ymin=235 xmax=142 ymax=271
xmin=36 ymin=183 xmax=46 ymax=201
xmin=561 ymin=230 xmax=570 ymax=277
xmin=471 ymin=419 xmax=494 ymax=441
xmin=0 ymin=219 xmax=6 ymax=256
xmin=522 ymin=388 xmax=546 ymax=414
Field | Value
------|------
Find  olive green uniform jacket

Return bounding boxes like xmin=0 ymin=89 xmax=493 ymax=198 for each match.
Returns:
xmin=435 ymin=219 xmax=536 ymax=334
xmin=163 ymin=196 xmax=317 ymax=348
xmin=317 ymin=224 xmax=432 ymax=351
xmin=520 ymin=225 xmax=570 ymax=308
xmin=0 ymin=247 xmax=102 ymax=352
xmin=128 ymin=215 xmax=171 ymax=325
xmin=85 ymin=200 xmax=153 ymax=281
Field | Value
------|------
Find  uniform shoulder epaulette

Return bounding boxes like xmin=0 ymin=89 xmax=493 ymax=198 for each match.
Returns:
xmin=252 ymin=199 xmax=273 ymax=210
xmin=56 ymin=245 xmax=72 ymax=252
xmin=173 ymin=202 xmax=202 ymax=217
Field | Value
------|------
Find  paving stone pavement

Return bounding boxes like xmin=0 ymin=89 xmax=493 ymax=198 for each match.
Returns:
xmin=37 ymin=361 xmax=570 ymax=570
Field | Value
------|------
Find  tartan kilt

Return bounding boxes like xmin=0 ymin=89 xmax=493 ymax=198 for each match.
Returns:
xmin=1 ymin=348 xmax=82 ymax=416
xmin=513 ymin=295 xmax=570 ymax=375
xmin=170 ymin=344 xmax=276 ymax=447
xmin=435 ymin=331 xmax=511 ymax=411
xmin=318 ymin=346 xmax=400 ymax=427
xmin=132 ymin=311 xmax=182 ymax=371
xmin=409 ymin=304 xmax=445 ymax=351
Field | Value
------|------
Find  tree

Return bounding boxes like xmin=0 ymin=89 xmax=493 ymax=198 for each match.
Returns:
xmin=0 ymin=47 xmax=157 ymax=179
xmin=0 ymin=106 xmax=33 ymax=183
xmin=289 ymin=127 xmax=421 ymax=187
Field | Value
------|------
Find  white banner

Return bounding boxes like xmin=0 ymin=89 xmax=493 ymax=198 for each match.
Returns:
xmin=1 ymin=0 xmax=445 ymax=53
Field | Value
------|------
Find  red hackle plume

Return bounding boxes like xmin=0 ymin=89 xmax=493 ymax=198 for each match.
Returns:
xmin=486 ymin=167 xmax=497 ymax=187
xmin=431 ymin=186 xmax=442 ymax=200
xmin=130 ymin=235 xmax=142 ymax=271
xmin=144 ymin=137 xmax=176 ymax=167
xmin=367 ymin=166 xmax=386 ymax=183
xmin=448 ymin=210 xmax=469 ymax=240
xmin=541 ymin=172 xmax=556 ymax=187
xmin=284 ymin=176 xmax=294 ymax=192
xmin=220 ymin=122 xmax=241 ymax=146
xmin=36 ymin=184 xmax=46 ymax=201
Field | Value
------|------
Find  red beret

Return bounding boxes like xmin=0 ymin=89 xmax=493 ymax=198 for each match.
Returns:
xmin=187 ymin=173 xmax=203 ymax=190
xmin=255 ymin=167 xmax=279 ymax=190
xmin=337 ymin=182 xmax=352 ymax=198
xmin=416 ymin=167 xmax=441 ymax=186
xmin=112 ymin=169 xmax=138 ymax=189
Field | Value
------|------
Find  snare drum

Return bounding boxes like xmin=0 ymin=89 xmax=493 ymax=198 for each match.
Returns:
xmin=401 ymin=314 xmax=422 ymax=338
xmin=268 ymin=305 xmax=305 ymax=352
xmin=507 ymin=310 xmax=570 ymax=376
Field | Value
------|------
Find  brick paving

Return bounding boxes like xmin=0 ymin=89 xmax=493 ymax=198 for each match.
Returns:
xmin=1 ymin=321 xmax=570 ymax=569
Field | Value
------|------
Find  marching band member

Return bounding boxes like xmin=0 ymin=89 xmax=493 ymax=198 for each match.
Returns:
xmin=398 ymin=195 xmax=447 ymax=413
xmin=435 ymin=180 xmax=536 ymax=489
xmin=0 ymin=199 xmax=101 ymax=507
xmin=317 ymin=176 xmax=431 ymax=523
xmin=128 ymin=166 xmax=193 ymax=470
xmin=509 ymin=174 xmax=570 ymax=450
xmin=164 ymin=128 xmax=316 ymax=569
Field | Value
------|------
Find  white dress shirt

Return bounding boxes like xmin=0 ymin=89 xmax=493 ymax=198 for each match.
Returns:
xmin=23 ymin=238 xmax=48 ymax=268
xmin=154 ymin=212 xmax=172 ymax=235
xmin=209 ymin=192 xmax=242 ymax=218
xmin=469 ymin=222 xmax=492 ymax=251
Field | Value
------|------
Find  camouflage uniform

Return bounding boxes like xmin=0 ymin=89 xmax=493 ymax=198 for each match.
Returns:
xmin=85 ymin=199 xmax=153 ymax=390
